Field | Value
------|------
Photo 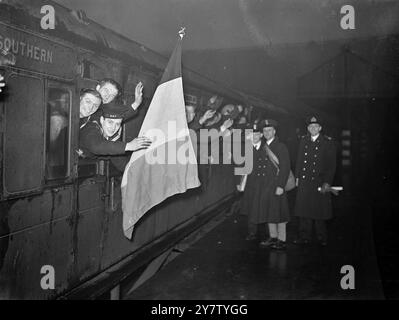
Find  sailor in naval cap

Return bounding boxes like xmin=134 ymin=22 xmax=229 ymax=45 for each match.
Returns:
xmin=293 ymin=115 xmax=337 ymax=246
xmin=79 ymin=101 xmax=152 ymax=159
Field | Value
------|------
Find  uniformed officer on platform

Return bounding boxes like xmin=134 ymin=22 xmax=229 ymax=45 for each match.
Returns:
xmin=240 ymin=121 xmax=266 ymax=241
xmin=240 ymin=119 xmax=291 ymax=249
xmin=79 ymin=102 xmax=152 ymax=159
xmin=293 ymin=116 xmax=336 ymax=246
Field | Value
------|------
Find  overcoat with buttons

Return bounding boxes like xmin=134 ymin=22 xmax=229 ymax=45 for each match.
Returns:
xmin=294 ymin=134 xmax=336 ymax=220
xmin=240 ymin=137 xmax=291 ymax=224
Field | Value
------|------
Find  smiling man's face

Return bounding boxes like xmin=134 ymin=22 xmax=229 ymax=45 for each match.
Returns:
xmin=308 ymin=123 xmax=322 ymax=137
xmin=97 ymin=83 xmax=119 ymax=104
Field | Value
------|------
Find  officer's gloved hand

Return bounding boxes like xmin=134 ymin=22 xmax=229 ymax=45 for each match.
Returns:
xmin=275 ymin=187 xmax=284 ymax=196
xmin=320 ymin=183 xmax=330 ymax=194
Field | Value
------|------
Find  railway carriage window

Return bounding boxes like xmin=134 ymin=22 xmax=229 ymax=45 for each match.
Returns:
xmin=82 ymin=59 xmax=92 ymax=79
xmin=3 ymin=74 xmax=44 ymax=195
xmin=81 ymin=59 xmax=107 ymax=81
xmin=184 ymin=94 xmax=197 ymax=107
xmin=45 ymin=87 xmax=71 ymax=180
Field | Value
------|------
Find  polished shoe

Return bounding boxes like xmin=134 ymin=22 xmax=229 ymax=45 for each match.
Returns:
xmin=271 ymin=240 xmax=286 ymax=250
xmin=259 ymin=237 xmax=278 ymax=248
xmin=292 ymin=238 xmax=310 ymax=245
xmin=245 ymin=234 xmax=257 ymax=241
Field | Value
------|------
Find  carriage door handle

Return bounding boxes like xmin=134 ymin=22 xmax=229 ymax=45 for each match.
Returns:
xmin=109 ymin=177 xmax=116 ymax=212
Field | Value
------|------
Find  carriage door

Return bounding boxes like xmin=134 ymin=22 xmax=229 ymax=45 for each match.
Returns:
xmin=75 ymin=68 xmax=111 ymax=278
xmin=1 ymin=72 xmax=45 ymax=198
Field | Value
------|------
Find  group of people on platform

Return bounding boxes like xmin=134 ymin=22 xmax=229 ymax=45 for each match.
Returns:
xmin=1 ymin=73 xmax=337 ymax=250
xmin=239 ymin=116 xmax=336 ymax=250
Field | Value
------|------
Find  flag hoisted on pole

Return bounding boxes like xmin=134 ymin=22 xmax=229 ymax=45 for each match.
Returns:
xmin=121 ymin=29 xmax=201 ymax=239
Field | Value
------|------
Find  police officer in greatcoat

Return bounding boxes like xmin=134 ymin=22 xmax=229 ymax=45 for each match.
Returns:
xmin=293 ymin=116 xmax=336 ymax=246
xmin=240 ymin=119 xmax=290 ymax=249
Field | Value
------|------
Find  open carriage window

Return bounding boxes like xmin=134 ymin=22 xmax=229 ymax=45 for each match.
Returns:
xmin=45 ymin=87 xmax=71 ymax=180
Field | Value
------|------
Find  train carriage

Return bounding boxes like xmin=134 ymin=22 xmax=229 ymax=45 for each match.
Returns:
xmin=0 ymin=0 xmax=288 ymax=299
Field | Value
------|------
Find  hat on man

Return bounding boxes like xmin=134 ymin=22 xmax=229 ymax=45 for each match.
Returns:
xmin=262 ymin=119 xmax=278 ymax=129
xmin=221 ymin=104 xmax=240 ymax=120
xmin=306 ymin=115 xmax=322 ymax=126
xmin=102 ymin=102 xmax=126 ymax=119
xmin=252 ymin=121 xmax=262 ymax=132
xmin=207 ymin=95 xmax=224 ymax=111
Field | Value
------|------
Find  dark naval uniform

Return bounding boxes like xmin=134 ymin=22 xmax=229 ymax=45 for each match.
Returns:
xmin=294 ymin=131 xmax=336 ymax=242
xmin=80 ymin=116 xmax=92 ymax=130
xmin=79 ymin=103 xmax=130 ymax=159
xmin=79 ymin=120 xmax=127 ymax=159
xmin=241 ymin=136 xmax=291 ymax=236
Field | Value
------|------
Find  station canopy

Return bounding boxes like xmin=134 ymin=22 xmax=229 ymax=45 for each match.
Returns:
xmin=298 ymin=48 xmax=399 ymax=103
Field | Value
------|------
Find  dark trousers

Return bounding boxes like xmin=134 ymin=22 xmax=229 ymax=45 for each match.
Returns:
xmin=248 ymin=222 xmax=268 ymax=239
xmin=299 ymin=218 xmax=327 ymax=241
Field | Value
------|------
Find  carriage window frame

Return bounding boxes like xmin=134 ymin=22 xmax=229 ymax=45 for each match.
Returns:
xmin=45 ymin=82 xmax=72 ymax=182
xmin=2 ymin=71 xmax=45 ymax=198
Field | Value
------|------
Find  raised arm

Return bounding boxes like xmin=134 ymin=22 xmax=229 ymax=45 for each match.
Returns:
xmin=123 ymin=82 xmax=144 ymax=121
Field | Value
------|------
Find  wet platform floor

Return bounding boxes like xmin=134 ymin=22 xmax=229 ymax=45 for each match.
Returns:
xmin=126 ymin=198 xmax=385 ymax=300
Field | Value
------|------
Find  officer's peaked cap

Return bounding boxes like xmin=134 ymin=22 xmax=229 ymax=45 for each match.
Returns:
xmin=306 ymin=115 xmax=322 ymax=126
xmin=252 ymin=121 xmax=262 ymax=132
xmin=262 ymin=119 xmax=278 ymax=129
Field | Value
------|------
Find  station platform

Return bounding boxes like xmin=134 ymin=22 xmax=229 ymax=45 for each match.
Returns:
xmin=125 ymin=196 xmax=385 ymax=300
